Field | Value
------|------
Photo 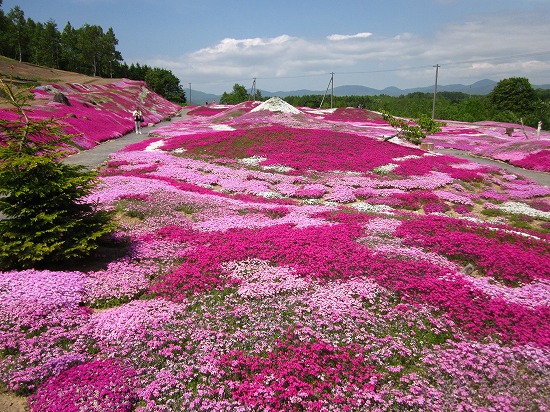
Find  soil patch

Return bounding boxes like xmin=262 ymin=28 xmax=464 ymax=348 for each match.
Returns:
xmin=0 ymin=57 xmax=121 ymax=108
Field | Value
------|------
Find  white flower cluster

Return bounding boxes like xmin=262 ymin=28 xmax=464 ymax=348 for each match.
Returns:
xmin=210 ymin=124 xmax=236 ymax=131
xmin=144 ymin=140 xmax=165 ymax=152
xmin=261 ymin=164 xmax=295 ymax=173
xmin=373 ymin=163 xmax=399 ymax=175
xmin=499 ymin=201 xmax=550 ymax=220
xmin=250 ymin=97 xmax=302 ymax=114
xmin=351 ymin=202 xmax=394 ymax=214
xmin=392 ymin=155 xmax=422 ymax=162
xmin=238 ymin=155 xmax=268 ymax=166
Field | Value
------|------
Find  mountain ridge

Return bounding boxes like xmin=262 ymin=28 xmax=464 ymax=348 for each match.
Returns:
xmin=190 ymin=79 xmax=550 ymax=104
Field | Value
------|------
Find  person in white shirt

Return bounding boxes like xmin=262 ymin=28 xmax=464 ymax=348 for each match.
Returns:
xmin=132 ymin=108 xmax=143 ymax=134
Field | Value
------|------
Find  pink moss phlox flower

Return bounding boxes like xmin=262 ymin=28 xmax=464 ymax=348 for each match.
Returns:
xmin=28 ymin=358 xmax=138 ymax=412
xmin=0 ymin=270 xmax=91 ymax=393
xmin=79 ymin=298 xmax=187 ymax=358
xmin=421 ymin=341 xmax=550 ymax=411
xmin=395 ymin=214 xmax=550 ymax=284
xmin=85 ymin=259 xmax=154 ymax=305
xmin=217 ymin=329 xmax=381 ymax=411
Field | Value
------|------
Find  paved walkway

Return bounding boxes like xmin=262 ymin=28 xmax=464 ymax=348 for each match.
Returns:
xmin=436 ymin=148 xmax=550 ymax=187
xmin=62 ymin=109 xmax=190 ymax=170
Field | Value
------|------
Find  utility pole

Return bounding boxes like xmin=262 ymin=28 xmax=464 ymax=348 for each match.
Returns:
xmin=331 ymin=72 xmax=334 ymax=109
xmin=319 ymin=72 xmax=334 ymax=109
xmin=188 ymin=83 xmax=192 ymax=106
xmin=250 ymin=78 xmax=257 ymax=101
xmin=432 ymin=64 xmax=439 ymax=120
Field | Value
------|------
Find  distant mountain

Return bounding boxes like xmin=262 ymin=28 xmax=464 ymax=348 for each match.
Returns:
xmin=262 ymin=80 xmax=503 ymax=98
xmin=193 ymin=79 xmax=550 ymax=103
xmin=188 ymin=89 xmax=220 ymax=105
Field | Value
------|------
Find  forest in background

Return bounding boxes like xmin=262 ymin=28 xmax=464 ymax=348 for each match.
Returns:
xmin=284 ymin=84 xmax=550 ymax=130
xmin=0 ymin=1 xmax=186 ymax=103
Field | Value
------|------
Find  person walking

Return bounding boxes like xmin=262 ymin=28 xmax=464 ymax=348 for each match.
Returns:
xmin=132 ymin=107 xmax=143 ymax=134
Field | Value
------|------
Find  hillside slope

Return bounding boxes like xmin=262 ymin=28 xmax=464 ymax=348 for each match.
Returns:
xmin=0 ymin=58 xmax=181 ymax=151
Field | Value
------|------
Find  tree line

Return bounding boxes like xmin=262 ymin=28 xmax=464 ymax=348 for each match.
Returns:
xmin=220 ymin=78 xmax=549 ymax=131
xmin=283 ymin=77 xmax=550 ymax=131
xmin=0 ymin=1 xmax=185 ymax=103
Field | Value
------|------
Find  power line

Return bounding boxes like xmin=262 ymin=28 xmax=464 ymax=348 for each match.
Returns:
xmin=186 ymin=50 xmax=550 ymax=89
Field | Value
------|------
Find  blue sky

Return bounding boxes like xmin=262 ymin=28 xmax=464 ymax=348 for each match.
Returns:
xmin=3 ymin=0 xmax=550 ymax=94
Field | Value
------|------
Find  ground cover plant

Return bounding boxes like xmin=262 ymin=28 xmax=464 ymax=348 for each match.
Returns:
xmin=0 ymin=78 xmax=181 ymax=151
xmin=425 ymin=120 xmax=550 ymax=172
xmin=1 ymin=98 xmax=549 ymax=411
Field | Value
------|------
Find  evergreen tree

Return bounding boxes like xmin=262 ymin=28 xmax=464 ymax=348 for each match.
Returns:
xmin=0 ymin=1 xmax=8 ymax=57
xmin=60 ymin=21 xmax=79 ymax=72
xmin=0 ymin=80 xmax=115 ymax=270
xmin=145 ymin=67 xmax=186 ymax=103
xmin=101 ymin=27 xmax=123 ymax=78
xmin=6 ymin=6 xmax=26 ymax=61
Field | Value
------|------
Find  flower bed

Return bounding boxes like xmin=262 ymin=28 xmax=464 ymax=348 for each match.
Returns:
xmin=1 ymin=102 xmax=549 ymax=411
xmin=0 ymin=79 xmax=181 ymax=150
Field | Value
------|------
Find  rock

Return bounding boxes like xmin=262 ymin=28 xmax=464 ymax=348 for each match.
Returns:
xmin=53 ymin=92 xmax=71 ymax=106
xmin=461 ymin=263 xmax=475 ymax=275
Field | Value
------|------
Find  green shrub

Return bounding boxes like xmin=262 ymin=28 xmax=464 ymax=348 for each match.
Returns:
xmin=0 ymin=80 xmax=114 ymax=270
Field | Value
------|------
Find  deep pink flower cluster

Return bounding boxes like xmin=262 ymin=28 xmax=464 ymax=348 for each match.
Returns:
xmin=28 ymin=359 xmax=138 ymax=412
xmin=423 ymin=201 xmax=450 ymax=214
xmin=217 ymin=329 xmax=380 ymax=411
xmin=514 ymin=149 xmax=550 ymax=172
xmin=156 ymin=125 xmax=421 ymax=174
xmin=394 ymin=154 xmax=489 ymax=181
xmin=152 ymin=214 xmax=550 ymax=346
xmin=395 ymin=214 xmax=550 ymax=284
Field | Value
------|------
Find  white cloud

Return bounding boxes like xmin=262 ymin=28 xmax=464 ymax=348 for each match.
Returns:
xmin=327 ymin=32 xmax=373 ymax=41
xmin=151 ymin=9 xmax=550 ymax=93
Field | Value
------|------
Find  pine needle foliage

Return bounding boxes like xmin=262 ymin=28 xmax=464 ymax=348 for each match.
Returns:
xmin=0 ymin=79 xmax=115 ymax=270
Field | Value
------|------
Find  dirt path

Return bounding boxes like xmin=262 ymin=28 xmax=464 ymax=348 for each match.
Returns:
xmin=0 ymin=391 xmax=28 ymax=412
xmin=436 ymin=148 xmax=550 ymax=187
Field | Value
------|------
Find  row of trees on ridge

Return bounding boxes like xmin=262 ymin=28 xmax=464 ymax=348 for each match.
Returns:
xmin=0 ymin=2 xmax=185 ymax=103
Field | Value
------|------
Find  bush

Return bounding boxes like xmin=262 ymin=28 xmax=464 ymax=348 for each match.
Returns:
xmin=0 ymin=80 xmax=114 ymax=269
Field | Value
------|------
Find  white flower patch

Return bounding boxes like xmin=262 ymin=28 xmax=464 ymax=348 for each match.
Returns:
xmin=257 ymin=191 xmax=284 ymax=199
xmin=210 ymin=124 xmax=235 ymax=131
xmin=238 ymin=155 xmax=267 ymax=167
xmin=392 ymin=155 xmax=423 ymax=162
xmin=373 ymin=163 xmax=399 ymax=174
xmin=303 ymin=108 xmax=337 ymax=115
xmin=173 ymin=148 xmax=187 ymax=154
xmin=261 ymin=164 xmax=295 ymax=173
xmin=144 ymin=140 xmax=165 ymax=152
xmin=351 ymin=202 xmax=395 ymax=214
xmin=499 ymin=201 xmax=550 ymax=220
